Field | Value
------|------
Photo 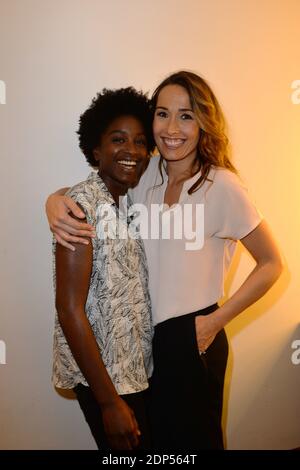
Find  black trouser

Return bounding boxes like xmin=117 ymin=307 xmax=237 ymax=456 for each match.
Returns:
xmin=73 ymin=384 xmax=152 ymax=450
xmin=148 ymin=304 xmax=229 ymax=450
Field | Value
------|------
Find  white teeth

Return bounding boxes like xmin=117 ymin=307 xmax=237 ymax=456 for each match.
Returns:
xmin=163 ymin=138 xmax=185 ymax=148
xmin=118 ymin=160 xmax=137 ymax=166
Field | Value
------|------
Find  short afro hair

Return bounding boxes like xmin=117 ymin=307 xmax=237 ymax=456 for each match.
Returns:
xmin=77 ymin=87 xmax=155 ymax=167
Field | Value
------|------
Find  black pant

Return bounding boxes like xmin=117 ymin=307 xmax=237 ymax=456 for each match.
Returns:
xmin=148 ymin=304 xmax=229 ymax=450
xmin=73 ymin=384 xmax=152 ymax=450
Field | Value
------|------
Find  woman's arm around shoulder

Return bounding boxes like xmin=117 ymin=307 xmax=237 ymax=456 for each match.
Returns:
xmin=46 ymin=187 xmax=95 ymax=250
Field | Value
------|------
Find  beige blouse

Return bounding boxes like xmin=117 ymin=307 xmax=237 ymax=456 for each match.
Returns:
xmin=130 ymin=157 xmax=262 ymax=326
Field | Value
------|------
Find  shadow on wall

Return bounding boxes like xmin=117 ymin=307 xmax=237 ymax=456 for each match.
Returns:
xmin=227 ymin=323 xmax=300 ymax=449
xmin=223 ymin=243 xmax=289 ymax=337
xmin=220 ymin=243 xmax=290 ymax=449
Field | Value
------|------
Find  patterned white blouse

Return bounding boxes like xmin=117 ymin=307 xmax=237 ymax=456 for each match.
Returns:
xmin=52 ymin=172 xmax=153 ymax=395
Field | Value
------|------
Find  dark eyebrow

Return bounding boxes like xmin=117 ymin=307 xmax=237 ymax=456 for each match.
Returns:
xmin=108 ymin=129 xmax=127 ymax=135
xmin=108 ymin=129 xmax=146 ymax=136
xmin=155 ymin=106 xmax=193 ymax=112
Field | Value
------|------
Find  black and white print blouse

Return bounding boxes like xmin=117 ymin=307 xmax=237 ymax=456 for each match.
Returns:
xmin=52 ymin=172 xmax=153 ymax=395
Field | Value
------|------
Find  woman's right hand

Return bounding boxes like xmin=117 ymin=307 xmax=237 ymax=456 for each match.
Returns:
xmin=101 ymin=397 xmax=141 ymax=450
xmin=46 ymin=193 xmax=95 ymax=250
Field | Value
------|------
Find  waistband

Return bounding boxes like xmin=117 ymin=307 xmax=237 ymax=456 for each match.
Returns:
xmin=155 ymin=303 xmax=219 ymax=330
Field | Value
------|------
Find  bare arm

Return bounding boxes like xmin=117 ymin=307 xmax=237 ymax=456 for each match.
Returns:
xmin=55 ymin=187 xmax=70 ymax=196
xmin=195 ymin=220 xmax=283 ymax=351
xmin=46 ymin=188 xmax=95 ymax=250
xmin=55 ymin=219 xmax=140 ymax=449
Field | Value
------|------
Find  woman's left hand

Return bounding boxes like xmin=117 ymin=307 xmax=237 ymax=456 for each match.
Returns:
xmin=195 ymin=314 xmax=219 ymax=354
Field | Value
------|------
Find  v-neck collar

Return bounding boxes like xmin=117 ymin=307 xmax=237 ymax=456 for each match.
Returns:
xmin=159 ymin=160 xmax=203 ymax=203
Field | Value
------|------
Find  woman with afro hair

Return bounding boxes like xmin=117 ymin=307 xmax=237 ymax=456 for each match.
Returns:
xmin=52 ymin=87 xmax=155 ymax=451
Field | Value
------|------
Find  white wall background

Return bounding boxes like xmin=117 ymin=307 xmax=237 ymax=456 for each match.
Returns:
xmin=0 ymin=0 xmax=299 ymax=450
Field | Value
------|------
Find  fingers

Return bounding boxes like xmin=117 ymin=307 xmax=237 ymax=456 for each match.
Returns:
xmin=54 ymin=225 xmax=93 ymax=243
xmin=110 ymin=434 xmax=133 ymax=451
xmin=127 ymin=429 xmax=140 ymax=449
xmin=65 ymin=198 xmax=86 ymax=219
xmin=123 ymin=436 xmax=133 ymax=450
xmin=196 ymin=334 xmax=208 ymax=352
xmin=54 ymin=233 xmax=76 ymax=251
xmin=54 ymin=231 xmax=93 ymax=251
xmin=54 ymin=230 xmax=90 ymax=251
xmin=197 ymin=335 xmax=215 ymax=353
xmin=110 ymin=420 xmax=140 ymax=451
xmin=130 ymin=409 xmax=141 ymax=436
xmin=52 ymin=215 xmax=95 ymax=235
xmin=128 ymin=410 xmax=141 ymax=448
xmin=109 ymin=430 xmax=139 ymax=451
xmin=194 ymin=316 xmax=214 ymax=352
xmin=104 ymin=401 xmax=141 ymax=451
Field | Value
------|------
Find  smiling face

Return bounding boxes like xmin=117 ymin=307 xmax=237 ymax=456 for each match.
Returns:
xmin=93 ymin=115 xmax=149 ymax=200
xmin=153 ymin=84 xmax=200 ymax=165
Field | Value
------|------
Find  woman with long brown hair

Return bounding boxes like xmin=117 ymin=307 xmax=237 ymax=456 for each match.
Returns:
xmin=46 ymin=71 xmax=282 ymax=449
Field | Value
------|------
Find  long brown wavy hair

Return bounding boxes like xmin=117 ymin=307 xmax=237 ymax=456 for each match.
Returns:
xmin=151 ymin=71 xmax=237 ymax=194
